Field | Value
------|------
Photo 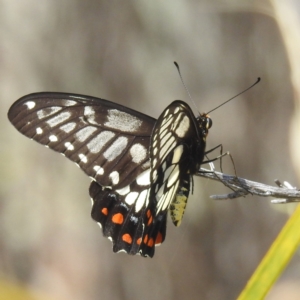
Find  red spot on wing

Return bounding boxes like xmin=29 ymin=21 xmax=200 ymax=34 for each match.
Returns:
xmin=155 ymin=232 xmax=163 ymax=245
xmin=143 ymin=234 xmax=148 ymax=244
xmin=147 ymin=238 xmax=154 ymax=247
xmin=136 ymin=237 xmax=142 ymax=245
xmin=147 ymin=215 xmax=153 ymax=226
xmin=101 ymin=207 xmax=108 ymax=215
xmin=112 ymin=213 xmax=124 ymax=224
xmin=146 ymin=209 xmax=153 ymax=225
xmin=122 ymin=233 xmax=132 ymax=244
xmin=146 ymin=209 xmax=151 ymax=218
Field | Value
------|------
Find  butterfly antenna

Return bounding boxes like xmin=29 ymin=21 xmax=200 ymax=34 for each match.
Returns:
xmin=207 ymin=77 xmax=261 ymax=114
xmin=174 ymin=62 xmax=200 ymax=113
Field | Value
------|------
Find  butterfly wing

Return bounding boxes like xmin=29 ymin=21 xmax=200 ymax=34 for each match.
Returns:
xmin=148 ymin=101 xmax=205 ymax=227
xmin=8 ymin=94 xmax=207 ymax=258
xmin=8 ymin=92 xmax=159 ymax=256
xmin=8 ymin=92 xmax=155 ymax=189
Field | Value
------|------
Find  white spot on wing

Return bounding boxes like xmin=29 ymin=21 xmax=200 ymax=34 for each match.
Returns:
xmin=160 ymin=137 xmax=175 ymax=161
xmin=125 ymin=192 xmax=139 ymax=205
xmin=136 ymin=169 xmax=151 ymax=186
xmin=116 ymin=249 xmax=127 ymax=254
xmin=163 ymin=165 xmax=175 ymax=184
xmin=36 ymin=127 xmax=43 ymax=134
xmin=84 ymin=106 xmax=95 ymax=119
xmin=116 ymin=185 xmax=130 ymax=195
xmin=109 ymin=171 xmax=120 ymax=185
xmin=157 ymin=193 xmax=167 ymax=213
xmin=173 ymin=113 xmax=182 ymax=127
xmin=49 ymin=135 xmax=58 ymax=142
xmin=78 ymin=153 xmax=88 ymax=163
xmin=152 ymin=169 xmax=157 ymax=181
xmin=37 ymin=107 xmax=62 ymax=119
xmin=105 ymin=109 xmax=142 ymax=132
xmin=167 ymin=165 xmax=180 ymax=187
xmin=162 ymin=114 xmax=172 ymax=125
xmin=60 ymin=122 xmax=76 ymax=133
xmin=130 ymin=143 xmax=147 ymax=163
xmin=63 ymin=100 xmax=77 ymax=106
xmin=103 ymin=137 xmax=128 ymax=161
xmin=160 ymin=132 xmax=172 ymax=148
xmin=153 ymin=139 xmax=157 ymax=148
xmin=87 ymin=131 xmax=115 ymax=153
xmin=152 ymin=158 xmax=157 ymax=168
xmin=175 ymin=116 xmax=190 ymax=138
xmin=46 ymin=111 xmax=71 ymax=127
xmin=135 ymin=190 xmax=148 ymax=212
xmin=24 ymin=101 xmax=35 ymax=109
xmin=156 ymin=180 xmax=179 ymax=213
xmin=84 ymin=106 xmax=94 ymax=114
xmin=142 ymin=160 xmax=151 ymax=169
xmin=162 ymin=183 xmax=178 ymax=210
xmin=130 ymin=215 xmax=138 ymax=223
xmin=163 ymin=109 xmax=169 ymax=117
xmin=65 ymin=142 xmax=74 ymax=151
xmin=159 ymin=116 xmax=173 ymax=134
xmin=172 ymin=145 xmax=183 ymax=164
xmin=75 ymin=126 xmax=97 ymax=142
xmin=94 ymin=165 xmax=104 ymax=175
xmin=156 ymin=184 xmax=164 ymax=200
xmin=174 ymin=107 xmax=180 ymax=114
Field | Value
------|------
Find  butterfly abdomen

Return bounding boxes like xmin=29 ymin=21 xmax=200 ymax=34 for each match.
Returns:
xmin=169 ymin=172 xmax=190 ymax=226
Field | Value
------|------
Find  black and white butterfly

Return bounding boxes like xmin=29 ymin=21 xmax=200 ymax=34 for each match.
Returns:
xmin=8 ymin=92 xmax=212 ymax=257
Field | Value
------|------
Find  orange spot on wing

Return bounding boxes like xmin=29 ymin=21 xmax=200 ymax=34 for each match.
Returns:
xmin=101 ymin=207 xmax=108 ymax=215
xmin=136 ymin=237 xmax=142 ymax=245
xmin=112 ymin=213 xmax=124 ymax=224
xmin=155 ymin=232 xmax=163 ymax=245
xmin=146 ymin=209 xmax=151 ymax=218
xmin=143 ymin=234 xmax=148 ymax=244
xmin=122 ymin=233 xmax=132 ymax=244
xmin=147 ymin=238 xmax=154 ymax=247
xmin=147 ymin=215 xmax=153 ymax=226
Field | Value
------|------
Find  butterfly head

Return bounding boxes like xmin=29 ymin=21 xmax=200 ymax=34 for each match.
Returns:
xmin=197 ymin=113 xmax=212 ymax=138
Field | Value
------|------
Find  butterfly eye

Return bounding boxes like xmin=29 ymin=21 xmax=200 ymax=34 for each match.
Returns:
xmin=206 ymin=117 xmax=213 ymax=129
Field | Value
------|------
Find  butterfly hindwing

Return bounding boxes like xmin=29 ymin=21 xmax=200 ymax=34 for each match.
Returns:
xmin=90 ymin=182 xmax=146 ymax=255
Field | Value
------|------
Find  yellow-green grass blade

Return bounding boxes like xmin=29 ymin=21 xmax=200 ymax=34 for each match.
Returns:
xmin=0 ymin=277 xmax=58 ymax=300
xmin=237 ymin=204 xmax=300 ymax=300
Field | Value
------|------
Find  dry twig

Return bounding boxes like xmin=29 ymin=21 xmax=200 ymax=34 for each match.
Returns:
xmin=197 ymin=168 xmax=300 ymax=204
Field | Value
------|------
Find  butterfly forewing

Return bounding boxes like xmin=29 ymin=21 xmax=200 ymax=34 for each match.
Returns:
xmin=8 ymin=93 xmax=155 ymax=189
xmin=149 ymin=101 xmax=206 ymax=226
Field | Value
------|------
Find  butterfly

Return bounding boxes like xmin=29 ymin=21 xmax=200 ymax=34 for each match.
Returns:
xmin=8 ymin=92 xmax=212 ymax=257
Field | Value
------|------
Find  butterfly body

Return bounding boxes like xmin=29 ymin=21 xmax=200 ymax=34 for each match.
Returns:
xmin=8 ymin=93 xmax=211 ymax=257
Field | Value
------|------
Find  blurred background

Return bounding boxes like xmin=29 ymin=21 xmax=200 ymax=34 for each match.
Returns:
xmin=1 ymin=1 xmax=300 ymax=299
